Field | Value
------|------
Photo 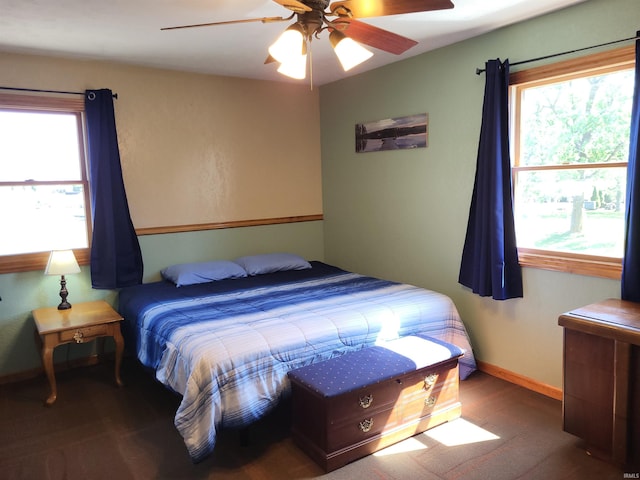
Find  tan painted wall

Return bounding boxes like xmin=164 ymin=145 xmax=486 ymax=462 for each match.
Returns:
xmin=0 ymin=52 xmax=322 ymax=228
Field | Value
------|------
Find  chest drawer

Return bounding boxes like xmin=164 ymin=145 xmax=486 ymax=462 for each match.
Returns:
xmin=400 ymin=361 xmax=460 ymax=420
xmin=327 ymin=405 xmax=402 ymax=451
xmin=327 ymin=377 xmax=402 ymax=421
xmin=324 ymin=358 xmax=459 ymax=451
xmin=59 ymin=324 xmax=109 ymax=343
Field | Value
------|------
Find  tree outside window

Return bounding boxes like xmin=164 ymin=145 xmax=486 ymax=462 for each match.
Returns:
xmin=510 ymin=46 xmax=635 ymax=278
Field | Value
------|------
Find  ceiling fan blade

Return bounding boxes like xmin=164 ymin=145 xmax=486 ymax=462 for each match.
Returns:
xmin=161 ymin=15 xmax=291 ymax=31
xmin=272 ymin=0 xmax=312 ymax=13
xmin=336 ymin=18 xmax=418 ymax=55
xmin=329 ymin=0 xmax=454 ymax=18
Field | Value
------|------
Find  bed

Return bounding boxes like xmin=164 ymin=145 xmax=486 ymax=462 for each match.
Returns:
xmin=118 ymin=257 xmax=476 ymax=462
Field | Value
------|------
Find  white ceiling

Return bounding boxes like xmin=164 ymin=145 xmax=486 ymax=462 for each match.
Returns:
xmin=0 ymin=0 xmax=588 ymax=86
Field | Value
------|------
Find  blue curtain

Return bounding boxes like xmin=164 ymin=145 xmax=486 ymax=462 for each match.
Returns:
xmin=85 ymin=89 xmax=143 ymax=289
xmin=458 ymin=59 xmax=523 ymax=300
xmin=622 ymin=34 xmax=640 ymax=302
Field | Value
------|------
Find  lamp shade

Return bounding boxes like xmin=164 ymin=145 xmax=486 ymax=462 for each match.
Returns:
xmin=45 ymin=250 xmax=81 ymax=276
xmin=277 ymin=53 xmax=307 ymax=79
xmin=330 ymin=30 xmax=373 ymax=71
xmin=268 ymin=24 xmax=305 ymax=64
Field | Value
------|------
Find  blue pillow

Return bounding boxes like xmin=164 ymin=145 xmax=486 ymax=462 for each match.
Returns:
xmin=161 ymin=260 xmax=247 ymax=287
xmin=233 ymin=253 xmax=311 ymax=276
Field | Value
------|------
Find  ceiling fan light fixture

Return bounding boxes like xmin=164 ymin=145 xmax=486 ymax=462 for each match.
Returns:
xmin=329 ymin=30 xmax=373 ymax=72
xmin=268 ymin=23 xmax=305 ymax=64
xmin=277 ymin=52 xmax=307 ymax=79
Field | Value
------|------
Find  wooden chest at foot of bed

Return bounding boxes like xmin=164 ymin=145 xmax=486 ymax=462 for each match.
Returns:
xmin=287 ymin=335 xmax=464 ymax=472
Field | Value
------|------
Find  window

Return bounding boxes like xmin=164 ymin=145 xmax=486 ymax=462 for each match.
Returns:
xmin=0 ymin=94 xmax=91 ymax=273
xmin=510 ymin=46 xmax=636 ymax=279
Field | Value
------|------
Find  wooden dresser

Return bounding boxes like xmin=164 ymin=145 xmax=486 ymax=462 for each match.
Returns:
xmin=288 ymin=335 xmax=464 ymax=472
xmin=558 ymin=298 xmax=640 ymax=469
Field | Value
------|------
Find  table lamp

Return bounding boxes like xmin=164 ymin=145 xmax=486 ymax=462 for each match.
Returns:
xmin=45 ymin=250 xmax=81 ymax=310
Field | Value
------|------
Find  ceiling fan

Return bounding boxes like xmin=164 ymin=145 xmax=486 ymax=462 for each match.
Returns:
xmin=162 ymin=0 xmax=455 ymax=81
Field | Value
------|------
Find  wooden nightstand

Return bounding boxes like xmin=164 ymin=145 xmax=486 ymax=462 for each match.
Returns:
xmin=32 ymin=300 xmax=125 ymax=406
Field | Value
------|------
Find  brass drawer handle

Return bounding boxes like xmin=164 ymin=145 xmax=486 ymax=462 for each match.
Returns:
xmin=61 ymin=324 xmax=108 ymax=342
xmin=424 ymin=373 xmax=437 ymax=388
xmin=359 ymin=418 xmax=374 ymax=433
xmin=425 ymin=396 xmax=437 ymax=407
xmin=359 ymin=394 xmax=373 ymax=409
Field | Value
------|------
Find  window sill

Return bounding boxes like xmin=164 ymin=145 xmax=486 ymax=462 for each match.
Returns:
xmin=518 ymin=249 xmax=621 ymax=280
xmin=0 ymin=249 xmax=90 ymax=275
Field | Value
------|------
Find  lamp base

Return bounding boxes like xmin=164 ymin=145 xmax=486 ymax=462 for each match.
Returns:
xmin=58 ymin=275 xmax=72 ymax=310
xmin=57 ymin=301 xmax=72 ymax=310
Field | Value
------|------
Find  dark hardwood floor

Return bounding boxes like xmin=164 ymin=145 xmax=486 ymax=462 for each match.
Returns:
xmin=0 ymin=357 xmax=631 ymax=479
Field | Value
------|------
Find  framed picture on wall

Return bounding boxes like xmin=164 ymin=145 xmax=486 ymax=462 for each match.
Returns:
xmin=355 ymin=113 xmax=428 ymax=153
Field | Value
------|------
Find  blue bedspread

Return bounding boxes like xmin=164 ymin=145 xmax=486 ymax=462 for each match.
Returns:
xmin=119 ymin=262 xmax=476 ymax=462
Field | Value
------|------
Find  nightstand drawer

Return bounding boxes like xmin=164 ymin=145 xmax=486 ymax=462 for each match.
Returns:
xmin=59 ymin=324 xmax=109 ymax=343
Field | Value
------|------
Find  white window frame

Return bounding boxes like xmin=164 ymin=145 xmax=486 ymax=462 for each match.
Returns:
xmin=0 ymin=93 xmax=91 ymax=274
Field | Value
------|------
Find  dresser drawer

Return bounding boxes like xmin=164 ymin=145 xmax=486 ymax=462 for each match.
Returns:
xmin=59 ymin=324 xmax=109 ymax=343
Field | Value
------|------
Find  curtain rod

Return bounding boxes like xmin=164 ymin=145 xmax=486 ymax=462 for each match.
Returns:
xmin=0 ymin=85 xmax=118 ymax=98
xmin=475 ymin=32 xmax=640 ymax=75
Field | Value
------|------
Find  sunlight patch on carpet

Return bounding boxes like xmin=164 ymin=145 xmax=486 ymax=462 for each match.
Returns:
xmin=424 ymin=418 xmax=500 ymax=446
xmin=372 ymin=437 xmax=428 ymax=457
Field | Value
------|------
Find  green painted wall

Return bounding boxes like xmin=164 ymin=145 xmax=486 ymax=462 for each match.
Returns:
xmin=137 ymin=222 xmax=324 ymax=284
xmin=319 ymin=0 xmax=637 ymax=389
